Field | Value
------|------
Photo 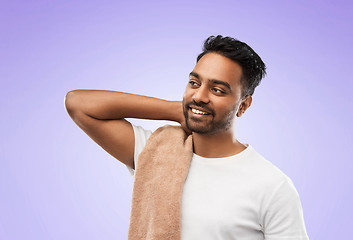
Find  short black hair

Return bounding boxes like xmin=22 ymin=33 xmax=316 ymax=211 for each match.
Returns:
xmin=197 ymin=35 xmax=266 ymax=97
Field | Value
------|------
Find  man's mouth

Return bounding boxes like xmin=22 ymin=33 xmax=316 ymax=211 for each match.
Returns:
xmin=184 ymin=102 xmax=214 ymax=117
xmin=190 ymin=108 xmax=210 ymax=115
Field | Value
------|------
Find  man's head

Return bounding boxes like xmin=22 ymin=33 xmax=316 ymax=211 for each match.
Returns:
xmin=182 ymin=35 xmax=266 ymax=135
xmin=196 ymin=35 xmax=266 ymax=97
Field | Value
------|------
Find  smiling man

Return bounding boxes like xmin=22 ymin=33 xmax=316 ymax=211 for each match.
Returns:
xmin=183 ymin=52 xmax=251 ymax=158
xmin=65 ymin=35 xmax=309 ymax=239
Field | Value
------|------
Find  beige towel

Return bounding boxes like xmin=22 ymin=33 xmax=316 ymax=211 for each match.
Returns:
xmin=128 ymin=125 xmax=193 ymax=240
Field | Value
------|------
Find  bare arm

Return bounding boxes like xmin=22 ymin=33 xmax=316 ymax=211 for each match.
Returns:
xmin=64 ymin=89 xmax=185 ymax=170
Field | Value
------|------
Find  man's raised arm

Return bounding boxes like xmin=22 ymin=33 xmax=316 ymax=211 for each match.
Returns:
xmin=64 ymin=90 xmax=185 ymax=170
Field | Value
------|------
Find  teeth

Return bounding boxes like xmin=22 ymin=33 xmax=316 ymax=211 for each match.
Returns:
xmin=191 ymin=108 xmax=208 ymax=115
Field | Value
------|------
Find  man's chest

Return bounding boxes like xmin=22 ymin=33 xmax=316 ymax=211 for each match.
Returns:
xmin=180 ymin=163 xmax=264 ymax=239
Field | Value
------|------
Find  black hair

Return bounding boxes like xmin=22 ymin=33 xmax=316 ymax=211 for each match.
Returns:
xmin=197 ymin=35 xmax=266 ymax=97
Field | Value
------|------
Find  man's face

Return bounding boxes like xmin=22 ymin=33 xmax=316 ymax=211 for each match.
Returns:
xmin=182 ymin=52 xmax=244 ymax=135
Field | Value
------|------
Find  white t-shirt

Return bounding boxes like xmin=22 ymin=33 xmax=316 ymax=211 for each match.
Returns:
xmin=126 ymin=125 xmax=309 ymax=240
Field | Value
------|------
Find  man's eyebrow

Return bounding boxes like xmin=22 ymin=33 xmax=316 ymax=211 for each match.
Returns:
xmin=208 ymin=79 xmax=232 ymax=91
xmin=189 ymin=72 xmax=199 ymax=79
xmin=189 ymin=71 xmax=232 ymax=91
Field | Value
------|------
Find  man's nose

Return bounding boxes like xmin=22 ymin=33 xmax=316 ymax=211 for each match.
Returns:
xmin=192 ymin=86 xmax=210 ymax=104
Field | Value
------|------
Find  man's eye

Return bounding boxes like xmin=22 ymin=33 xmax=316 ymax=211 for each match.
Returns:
xmin=212 ymin=88 xmax=225 ymax=94
xmin=189 ymin=80 xmax=198 ymax=86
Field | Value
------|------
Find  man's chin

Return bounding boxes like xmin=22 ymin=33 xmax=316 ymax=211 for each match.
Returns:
xmin=186 ymin=122 xmax=213 ymax=135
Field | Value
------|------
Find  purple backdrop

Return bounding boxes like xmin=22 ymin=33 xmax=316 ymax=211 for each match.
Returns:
xmin=1 ymin=0 xmax=352 ymax=239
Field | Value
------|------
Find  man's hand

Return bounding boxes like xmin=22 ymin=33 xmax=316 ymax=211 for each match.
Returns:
xmin=175 ymin=101 xmax=192 ymax=136
xmin=181 ymin=120 xmax=192 ymax=136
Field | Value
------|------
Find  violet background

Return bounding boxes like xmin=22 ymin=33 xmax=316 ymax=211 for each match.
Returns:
xmin=1 ymin=0 xmax=352 ymax=239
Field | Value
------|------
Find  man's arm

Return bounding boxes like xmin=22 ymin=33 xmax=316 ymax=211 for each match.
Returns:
xmin=64 ymin=89 xmax=185 ymax=170
xmin=262 ymin=178 xmax=309 ymax=239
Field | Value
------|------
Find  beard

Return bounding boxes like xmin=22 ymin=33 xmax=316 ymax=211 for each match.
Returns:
xmin=183 ymin=100 xmax=237 ymax=135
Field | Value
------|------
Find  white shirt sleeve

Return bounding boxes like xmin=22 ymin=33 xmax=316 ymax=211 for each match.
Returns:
xmin=126 ymin=124 xmax=153 ymax=177
xmin=262 ymin=178 xmax=309 ymax=240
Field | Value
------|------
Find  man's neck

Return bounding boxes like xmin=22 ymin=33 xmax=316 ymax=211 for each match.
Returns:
xmin=191 ymin=130 xmax=246 ymax=158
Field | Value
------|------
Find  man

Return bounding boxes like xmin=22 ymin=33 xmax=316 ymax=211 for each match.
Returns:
xmin=65 ymin=35 xmax=309 ymax=239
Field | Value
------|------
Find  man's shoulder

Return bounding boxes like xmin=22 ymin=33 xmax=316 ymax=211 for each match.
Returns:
xmin=245 ymin=145 xmax=292 ymax=187
xmin=132 ymin=124 xmax=153 ymax=141
xmin=132 ymin=124 xmax=184 ymax=138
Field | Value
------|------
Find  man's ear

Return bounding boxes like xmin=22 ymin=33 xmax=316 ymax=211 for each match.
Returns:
xmin=236 ymin=95 xmax=252 ymax=117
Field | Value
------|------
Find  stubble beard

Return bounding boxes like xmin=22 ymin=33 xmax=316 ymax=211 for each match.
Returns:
xmin=183 ymin=102 xmax=236 ymax=135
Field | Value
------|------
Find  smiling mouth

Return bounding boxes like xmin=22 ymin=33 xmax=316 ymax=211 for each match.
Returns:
xmin=190 ymin=107 xmax=211 ymax=115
